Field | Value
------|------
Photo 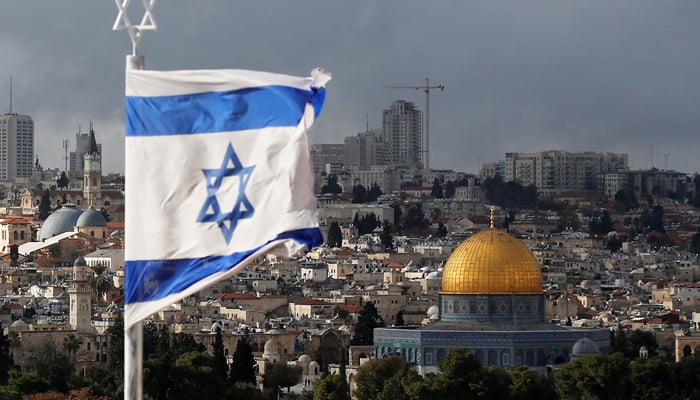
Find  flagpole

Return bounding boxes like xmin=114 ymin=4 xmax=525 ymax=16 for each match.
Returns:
xmin=113 ymin=1 xmax=156 ymax=399
xmin=124 ymin=53 xmax=146 ymax=400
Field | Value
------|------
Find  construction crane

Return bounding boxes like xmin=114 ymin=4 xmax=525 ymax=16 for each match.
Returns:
xmin=387 ymin=77 xmax=444 ymax=170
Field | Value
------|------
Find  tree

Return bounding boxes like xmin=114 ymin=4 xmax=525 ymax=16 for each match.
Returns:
xmin=24 ymin=388 xmax=111 ymax=400
xmin=509 ymin=366 xmax=557 ymax=400
xmin=674 ymin=356 xmax=700 ymax=399
xmin=558 ymin=208 xmax=580 ymax=232
xmin=62 ymin=335 xmax=81 ymax=363
xmin=321 ymin=174 xmax=342 ymax=194
xmin=354 ymin=356 xmax=408 ymax=400
xmin=590 ymin=210 xmax=613 ymax=235
xmin=380 ymin=220 xmax=394 ymax=251
xmin=0 ymin=323 xmax=13 ymax=385
xmin=629 ymin=357 xmax=676 ymax=400
xmin=392 ymin=204 xmax=402 ymax=226
xmin=650 ymin=204 xmax=665 ymax=233
xmin=367 ymin=182 xmax=382 ymax=202
xmin=56 ymin=172 xmax=69 ymax=190
xmin=168 ymin=351 xmax=224 ymax=400
xmin=230 ymin=335 xmax=257 ymax=385
xmin=352 ymin=184 xmax=367 ymax=203
xmin=689 ymin=228 xmax=700 ymax=253
xmin=326 ymin=221 xmax=342 ymax=248
xmin=39 ymin=190 xmax=51 ymax=221
xmin=351 ymin=302 xmax=385 ymax=345
xmin=444 ymin=181 xmax=456 ymax=198
xmin=614 ymin=188 xmax=638 ymax=211
xmin=482 ymin=175 xmax=538 ymax=209
xmin=212 ymin=328 xmax=227 ymax=382
xmin=22 ymin=341 xmax=72 ymax=394
xmin=404 ymin=203 xmax=428 ymax=231
xmin=229 ymin=382 xmax=263 ymax=400
xmin=358 ymin=213 xmax=379 ymax=235
xmin=431 ymin=178 xmax=443 ymax=199
xmin=314 ymin=373 xmax=350 ymax=400
xmin=263 ymin=362 xmax=302 ymax=398
xmin=6 ymin=370 xmax=49 ymax=398
xmin=434 ymin=348 xmax=509 ymax=400
xmin=435 ymin=222 xmax=448 ymax=238
xmin=554 ymin=353 xmax=630 ymax=400
xmin=376 ymin=368 xmax=420 ymax=400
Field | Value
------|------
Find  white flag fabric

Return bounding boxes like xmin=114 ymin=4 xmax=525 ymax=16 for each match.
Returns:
xmin=124 ymin=68 xmax=330 ymax=329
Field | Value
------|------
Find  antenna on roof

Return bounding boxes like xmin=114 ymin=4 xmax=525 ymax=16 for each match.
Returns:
xmin=8 ymin=76 xmax=12 ymax=114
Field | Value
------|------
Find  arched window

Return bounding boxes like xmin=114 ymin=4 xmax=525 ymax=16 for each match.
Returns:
xmin=20 ymin=231 xmax=24 ymax=240
xmin=90 ymin=231 xmax=95 ymax=237
xmin=13 ymin=231 xmax=17 ymax=240
xmin=684 ymin=345 xmax=692 ymax=358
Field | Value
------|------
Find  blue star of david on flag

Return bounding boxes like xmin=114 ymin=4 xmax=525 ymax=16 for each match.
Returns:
xmin=197 ymin=143 xmax=255 ymax=244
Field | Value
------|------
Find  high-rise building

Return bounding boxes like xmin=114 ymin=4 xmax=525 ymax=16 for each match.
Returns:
xmin=70 ymin=127 xmax=101 ymax=172
xmin=0 ymin=113 xmax=34 ymax=181
xmin=382 ymin=100 xmax=423 ymax=168
xmin=343 ymin=129 xmax=388 ymax=168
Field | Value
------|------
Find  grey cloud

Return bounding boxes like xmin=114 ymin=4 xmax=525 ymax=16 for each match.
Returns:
xmin=0 ymin=1 xmax=699 ymax=175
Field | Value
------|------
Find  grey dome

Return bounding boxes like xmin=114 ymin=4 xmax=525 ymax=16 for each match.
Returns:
xmin=74 ymin=256 xmax=87 ymax=267
xmin=426 ymin=305 xmax=439 ymax=318
xmin=39 ymin=205 xmax=83 ymax=241
xmin=264 ymin=338 xmax=279 ymax=354
xmin=76 ymin=208 xmax=106 ymax=227
xmin=297 ymin=354 xmax=312 ymax=364
xmin=9 ymin=320 xmax=27 ymax=331
xmin=571 ymin=337 xmax=600 ymax=357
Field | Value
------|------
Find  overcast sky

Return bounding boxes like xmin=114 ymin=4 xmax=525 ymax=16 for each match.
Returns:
xmin=2 ymin=1 xmax=700 ymax=176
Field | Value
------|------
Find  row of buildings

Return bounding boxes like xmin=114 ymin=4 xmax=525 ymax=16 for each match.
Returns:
xmin=311 ymin=100 xmax=695 ymax=202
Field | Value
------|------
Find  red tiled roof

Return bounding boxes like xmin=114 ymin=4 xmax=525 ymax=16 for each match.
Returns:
xmin=341 ymin=305 xmax=362 ymax=313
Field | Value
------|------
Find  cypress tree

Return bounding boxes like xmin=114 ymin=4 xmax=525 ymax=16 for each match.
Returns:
xmin=230 ymin=334 xmax=257 ymax=385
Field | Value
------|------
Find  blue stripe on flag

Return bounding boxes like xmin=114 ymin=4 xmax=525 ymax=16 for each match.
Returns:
xmin=126 ymin=85 xmax=326 ymax=136
xmin=124 ymin=227 xmax=323 ymax=304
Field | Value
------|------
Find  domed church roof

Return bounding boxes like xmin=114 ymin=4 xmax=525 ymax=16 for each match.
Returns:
xmin=440 ymin=227 xmax=542 ymax=295
xmin=39 ymin=204 xmax=83 ymax=241
xmin=76 ymin=208 xmax=107 ymax=227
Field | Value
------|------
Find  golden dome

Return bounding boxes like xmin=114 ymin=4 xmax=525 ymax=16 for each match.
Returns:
xmin=440 ymin=228 xmax=543 ymax=295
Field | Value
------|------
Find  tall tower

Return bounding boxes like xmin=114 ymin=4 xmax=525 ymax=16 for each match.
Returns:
xmin=0 ymin=114 xmax=34 ymax=181
xmin=69 ymin=256 xmax=93 ymax=333
xmin=83 ymin=126 xmax=102 ymax=207
xmin=382 ymin=100 xmax=422 ymax=169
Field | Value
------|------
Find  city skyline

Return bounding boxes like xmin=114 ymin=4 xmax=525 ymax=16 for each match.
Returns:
xmin=1 ymin=2 xmax=700 ymax=176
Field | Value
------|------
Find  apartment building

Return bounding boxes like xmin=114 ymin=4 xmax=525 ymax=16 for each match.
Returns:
xmin=503 ymin=150 xmax=628 ymax=196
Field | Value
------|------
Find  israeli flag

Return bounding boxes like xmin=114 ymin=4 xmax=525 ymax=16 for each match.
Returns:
xmin=124 ymin=68 xmax=330 ymax=329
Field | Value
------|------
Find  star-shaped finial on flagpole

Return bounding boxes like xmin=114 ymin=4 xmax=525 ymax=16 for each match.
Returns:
xmin=198 ymin=143 xmax=256 ymax=245
xmin=113 ymin=0 xmax=158 ymax=56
